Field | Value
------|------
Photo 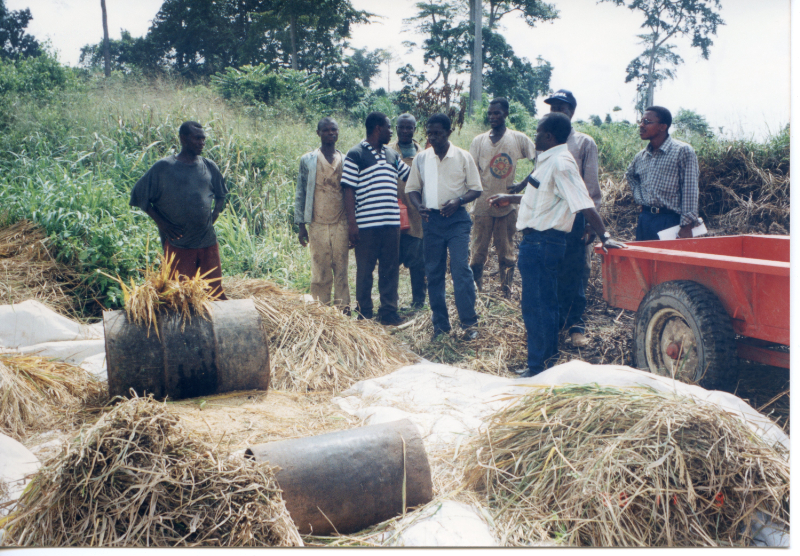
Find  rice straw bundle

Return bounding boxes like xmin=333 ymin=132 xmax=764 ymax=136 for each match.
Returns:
xmin=462 ymin=385 xmax=790 ymax=547
xmin=398 ymin=293 xmax=526 ymax=375
xmin=0 ymin=220 xmax=80 ymax=317
xmin=1 ymin=395 xmax=302 ymax=548
xmin=251 ymin=296 xmax=417 ymax=393
xmin=103 ymin=252 xmax=219 ymax=337
xmin=0 ymin=354 xmax=105 ymax=439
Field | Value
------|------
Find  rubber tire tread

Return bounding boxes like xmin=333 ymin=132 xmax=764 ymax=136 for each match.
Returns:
xmin=633 ymin=280 xmax=738 ymax=392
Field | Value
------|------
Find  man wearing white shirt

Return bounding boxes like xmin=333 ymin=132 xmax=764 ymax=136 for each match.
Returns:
xmin=406 ymin=114 xmax=483 ymax=340
xmin=489 ymin=113 xmax=624 ymax=377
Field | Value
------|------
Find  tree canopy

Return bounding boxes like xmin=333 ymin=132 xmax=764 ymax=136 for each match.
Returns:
xmin=0 ymin=0 xmax=40 ymax=60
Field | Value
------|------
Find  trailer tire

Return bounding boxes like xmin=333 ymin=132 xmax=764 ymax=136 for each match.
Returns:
xmin=633 ymin=280 xmax=737 ymax=391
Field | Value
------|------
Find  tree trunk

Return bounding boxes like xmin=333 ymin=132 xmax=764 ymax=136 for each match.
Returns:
xmin=289 ymin=13 xmax=298 ymax=70
xmin=469 ymin=0 xmax=483 ymax=115
xmin=645 ymin=34 xmax=658 ymax=108
xmin=100 ymin=0 xmax=111 ymax=77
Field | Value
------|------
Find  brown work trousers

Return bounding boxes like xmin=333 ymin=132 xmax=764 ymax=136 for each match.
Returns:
xmin=308 ymin=219 xmax=351 ymax=309
xmin=164 ymin=242 xmax=228 ymax=300
xmin=469 ymin=212 xmax=518 ymax=289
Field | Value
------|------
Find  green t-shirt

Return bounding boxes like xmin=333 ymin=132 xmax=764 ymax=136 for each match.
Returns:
xmin=130 ymin=155 xmax=227 ymax=249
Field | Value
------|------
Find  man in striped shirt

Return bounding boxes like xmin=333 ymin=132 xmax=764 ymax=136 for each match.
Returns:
xmin=342 ymin=112 xmax=412 ymax=326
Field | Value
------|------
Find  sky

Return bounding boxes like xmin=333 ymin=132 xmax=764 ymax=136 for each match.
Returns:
xmin=7 ymin=0 xmax=790 ymax=140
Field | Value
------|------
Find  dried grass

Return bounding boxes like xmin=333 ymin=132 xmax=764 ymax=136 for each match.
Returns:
xmin=0 ymin=354 xmax=106 ymax=440
xmin=1 ymin=395 xmax=302 ymax=548
xmin=461 ymin=384 xmax=790 ymax=547
xmin=0 ymin=220 xmax=82 ymax=318
xmin=224 ymin=278 xmax=418 ymax=392
xmin=102 ymin=251 xmax=219 ymax=337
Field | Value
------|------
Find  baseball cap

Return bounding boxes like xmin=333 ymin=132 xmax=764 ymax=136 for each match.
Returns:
xmin=544 ymin=89 xmax=577 ymax=108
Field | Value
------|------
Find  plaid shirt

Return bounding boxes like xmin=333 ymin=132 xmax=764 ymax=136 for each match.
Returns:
xmin=625 ymin=136 xmax=699 ymax=227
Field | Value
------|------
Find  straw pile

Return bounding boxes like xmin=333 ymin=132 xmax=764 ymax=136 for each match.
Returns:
xmin=462 ymin=385 xmax=790 ymax=547
xmin=0 ymin=220 xmax=80 ymax=317
xmin=0 ymin=354 xmax=105 ymax=439
xmin=397 ymin=293 xmax=526 ymax=375
xmin=103 ymin=252 xmax=219 ymax=337
xmin=1 ymin=395 xmax=302 ymax=548
xmin=224 ymin=278 xmax=417 ymax=392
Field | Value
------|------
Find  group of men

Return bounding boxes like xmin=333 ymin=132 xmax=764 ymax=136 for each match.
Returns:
xmin=130 ymin=91 xmax=701 ymax=378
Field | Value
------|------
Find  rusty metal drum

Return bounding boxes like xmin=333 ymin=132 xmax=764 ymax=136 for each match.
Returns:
xmin=245 ymin=419 xmax=433 ymax=535
xmin=103 ymin=299 xmax=270 ymax=400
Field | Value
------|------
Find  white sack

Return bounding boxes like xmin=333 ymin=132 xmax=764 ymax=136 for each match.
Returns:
xmin=17 ymin=339 xmax=105 ymax=366
xmin=0 ymin=433 xmax=40 ymax=516
xmin=0 ymin=300 xmax=102 ymax=349
xmin=388 ymin=501 xmax=496 ymax=547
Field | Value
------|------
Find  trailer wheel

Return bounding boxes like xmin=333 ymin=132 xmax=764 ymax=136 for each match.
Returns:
xmin=633 ymin=280 xmax=737 ymax=391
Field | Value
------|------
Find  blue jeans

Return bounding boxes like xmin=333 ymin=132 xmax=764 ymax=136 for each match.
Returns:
xmin=636 ymin=211 xmax=680 ymax=241
xmin=518 ymin=229 xmax=567 ymax=373
xmin=557 ymin=212 xmax=589 ymax=335
xmin=422 ymin=207 xmax=477 ymax=333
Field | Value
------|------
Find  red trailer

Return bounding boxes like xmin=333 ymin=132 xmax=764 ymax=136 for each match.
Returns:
xmin=595 ymin=235 xmax=789 ymax=391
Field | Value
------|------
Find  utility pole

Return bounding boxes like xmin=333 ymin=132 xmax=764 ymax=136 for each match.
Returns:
xmin=101 ymin=0 xmax=111 ymax=77
xmin=468 ymin=0 xmax=482 ymax=115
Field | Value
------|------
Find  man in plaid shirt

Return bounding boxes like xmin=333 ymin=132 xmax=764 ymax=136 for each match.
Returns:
xmin=626 ymin=106 xmax=700 ymax=241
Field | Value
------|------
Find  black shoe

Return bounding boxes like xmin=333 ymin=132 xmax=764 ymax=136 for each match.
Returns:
xmin=379 ymin=313 xmax=405 ymax=326
xmin=462 ymin=328 xmax=478 ymax=341
xmin=411 ymin=300 xmax=425 ymax=310
xmin=516 ymin=368 xmax=541 ymax=378
xmin=432 ymin=328 xmax=450 ymax=341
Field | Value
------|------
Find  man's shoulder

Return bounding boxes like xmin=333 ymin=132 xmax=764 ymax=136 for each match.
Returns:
xmin=202 ymin=157 xmax=221 ymax=170
xmin=345 ymin=142 xmax=368 ymax=159
xmin=571 ymin=129 xmax=597 ymax=147
xmin=471 ymin=130 xmax=491 ymax=144
xmin=666 ymin=136 xmax=696 ymax=154
xmin=450 ymin=144 xmax=473 ymax=160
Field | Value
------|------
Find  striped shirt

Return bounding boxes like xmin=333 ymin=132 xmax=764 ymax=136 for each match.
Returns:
xmin=625 ymin=135 xmax=700 ymax=227
xmin=341 ymin=141 xmax=411 ymax=228
xmin=517 ymin=144 xmax=595 ymax=233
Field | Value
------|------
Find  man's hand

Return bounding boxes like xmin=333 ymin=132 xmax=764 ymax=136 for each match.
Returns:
xmin=157 ymin=220 xmax=184 ymax=242
xmin=440 ymin=198 xmax=461 ymax=217
xmin=600 ymin=237 xmax=627 ymax=254
xmin=582 ymin=223 xmax=596 ymax=245
xmin=348 ymin=223 xmax=359 ymax=249
xmin=417 ymin=205 xmax=431 ymax=222
xmin=677 ymin=224 xmax=693 ymax=239
xmin=507 ymin=181 xmax=526 ymax=194
xmin=488 ymin=194 xmax=513 ymax=208
xmin=298 ymin=224 xmax=309 ymax=247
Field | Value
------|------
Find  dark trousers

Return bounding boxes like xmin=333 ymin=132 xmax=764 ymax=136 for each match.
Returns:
xmin=354 ymin=225 xmax=400 ymax=320
xmin=400 ymin=234 xmax=427 ymax=306
xmin=557 ymin=212 xmax=589 ymax=335
xmin=422 ymin=207 xmax=477 ymax=333
xmin=518 ymin=229 xmax=567 ymax=373
xmin=636 ymin=211 xmax=681 ymax=241
xmin=164 ymin=241 xmax=227 ymax=300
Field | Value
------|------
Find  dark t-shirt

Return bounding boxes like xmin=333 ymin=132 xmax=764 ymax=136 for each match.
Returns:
xmin=130 ymin=155 xmax=228 ymax=249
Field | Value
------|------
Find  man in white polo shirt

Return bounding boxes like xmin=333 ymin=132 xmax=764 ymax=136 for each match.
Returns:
xmin=488 ymin=112 xmax=624 ymax=377
xmin=405 ymin=113 xmax=483 ymax=340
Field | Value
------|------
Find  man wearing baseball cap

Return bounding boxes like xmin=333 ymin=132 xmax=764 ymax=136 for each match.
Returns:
xmin=542 ymin=89 xmax=601 ymax=349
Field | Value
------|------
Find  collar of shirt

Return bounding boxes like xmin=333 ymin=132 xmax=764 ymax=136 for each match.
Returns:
xmin=361 ymin=140 xmax=385 ymax=160
xmin=536 ymin=142 xmax=569 ymax=165
xmin=646 ymin=135 xmax=675 ymax=156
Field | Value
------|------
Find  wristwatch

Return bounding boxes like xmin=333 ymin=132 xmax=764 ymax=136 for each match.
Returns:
xmin=458 ymin=196 xmax=465 ymax=205
xmin=602 ymin=231 xmax=611 ymax=241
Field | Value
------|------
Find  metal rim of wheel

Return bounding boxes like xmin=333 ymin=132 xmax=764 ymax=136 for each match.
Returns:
xmin=643 ymin=307 xmax=702 ymax=382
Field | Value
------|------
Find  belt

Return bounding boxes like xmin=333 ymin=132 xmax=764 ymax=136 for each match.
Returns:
xmin=641 ymin=205 xmax=678 ymax=215
xmin=521 ymin=227 xmax=566 ymax=237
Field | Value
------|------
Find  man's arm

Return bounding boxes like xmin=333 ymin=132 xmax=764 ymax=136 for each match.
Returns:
xmin=295 ymin=157 xmax=309 ymax=246
xmin=441 ymin=150 xmax=483 ymax=217
xmin=580 ymin=207 xmax=625 ymax=253
xmin=405 ymin=156 xmax=429 ymax=221
xmin=440 ymin=189 xmax=481 ymax=217
xmin=143 ymin=206 xmax=184 ymax=242
xmin=678 ymin=146 xmax=700 ymax=238
xmin=211 ymin=196 xmax=226 ymax=224
xmin=340 ymin=154 xmax=362 ymax=248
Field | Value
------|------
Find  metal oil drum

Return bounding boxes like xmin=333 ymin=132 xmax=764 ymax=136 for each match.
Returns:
xmin=245 ymin=419 xmax=433 ymax=535
xmin=103 ymin=299 xmax=270 ymax=400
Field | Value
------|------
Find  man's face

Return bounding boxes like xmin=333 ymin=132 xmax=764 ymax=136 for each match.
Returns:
xmin=534 ymin=121 xmax=554 ymax=152
xmin=396 ymin=118 xmax=416 ymax=144
xmin=639 ymin=110 xmax=666 ymax=140
xmin=181 ymin=128 xmax=206 ymax=156
xmin=548 ymin=100 xmax=574 ymax=120
xmin=377 ymin=117 xmax=393 ymax=145
xmin=487 ymin=104 xmax=507 ymax=129
xmin=426 ymin=122 xmax=451 ymax=150
xmin=317 ymin=121 xmax=339 ymax=145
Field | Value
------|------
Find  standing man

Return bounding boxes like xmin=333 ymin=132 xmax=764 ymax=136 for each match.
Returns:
xmin=295 ymin=117 xmax=350 ymax=314
xmin=468 ymin=97 xmax=536 ymax=297
xmin=488 ymin=113 xmax=624 ymax=377
xmin=626 ymin=106 xmax=700 ymax=240
xmin=130 ymin=120 xmax=229 ymax=299
xmin=544 ymin=89 xmax=601 ymax=348
xmin=406 ymin=113 xmax=483 ymax=340
xmin=341 ymin=112 xmax=411 ymax=326
xmin=388 ymin=113 xmax=427 ymax=309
